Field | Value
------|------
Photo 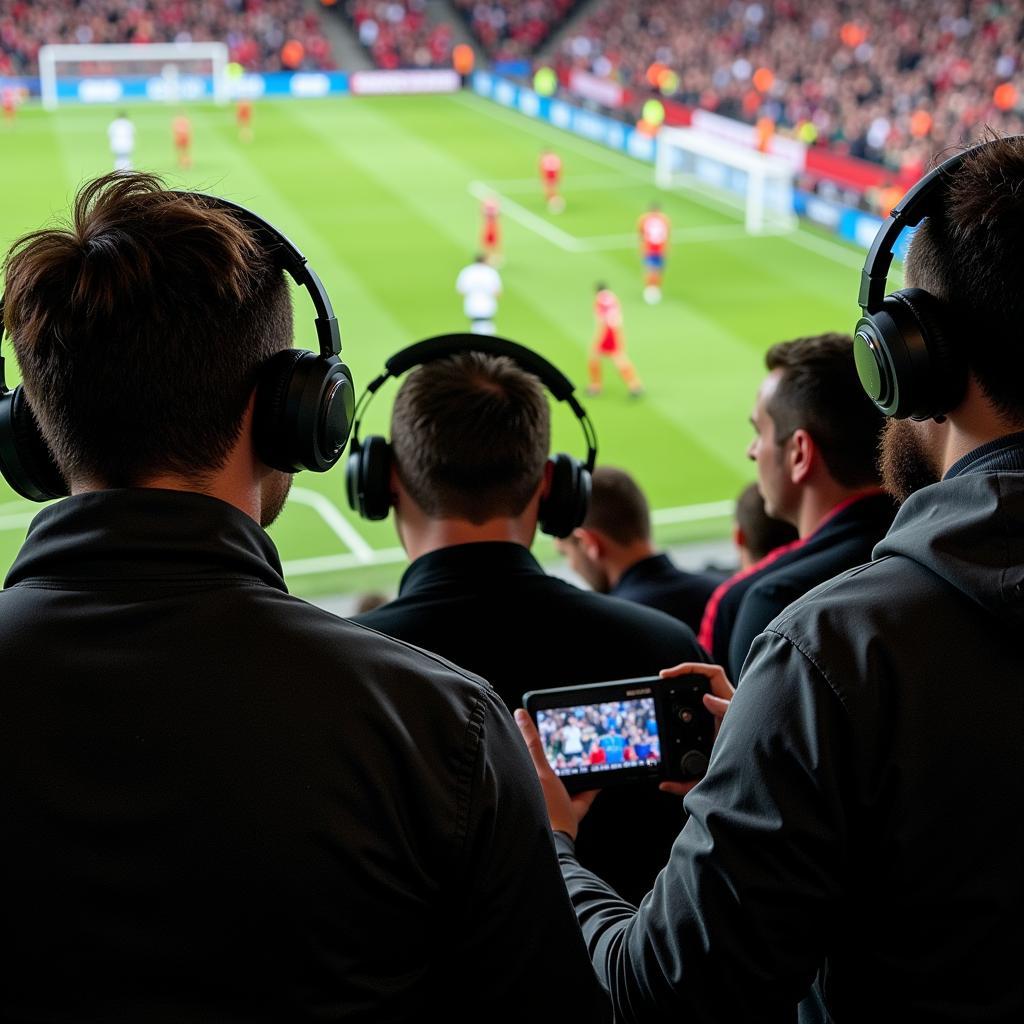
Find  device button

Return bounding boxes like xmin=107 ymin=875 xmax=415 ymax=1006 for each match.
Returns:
xmin=680 ymin=750 xmax=709 ymax=777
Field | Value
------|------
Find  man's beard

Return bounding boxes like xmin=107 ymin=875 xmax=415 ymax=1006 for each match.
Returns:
xmin=879 ymin=420 xmax=942 ymax=503
xmin=260 ymin=470 xmax=293 ymax=528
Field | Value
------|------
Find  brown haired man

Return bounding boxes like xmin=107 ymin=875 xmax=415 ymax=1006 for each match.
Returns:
xmin=0 ymin=173 xmax=607 ymax=1019
xmin=354 ymin=349 xmax=705 ymax=904
xmin=698 ymin=332 xmax=896 ymax=677
xmin=555 ymin=465 xmax=726 ymax=634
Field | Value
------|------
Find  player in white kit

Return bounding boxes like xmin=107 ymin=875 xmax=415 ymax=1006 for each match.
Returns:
xmin=455 ymin=254 xmax=502 ymax=335
xmin=108 ymin=112 xmax=135 ymax=171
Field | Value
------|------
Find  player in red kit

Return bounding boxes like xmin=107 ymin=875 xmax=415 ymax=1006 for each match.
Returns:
xmin=2 ymin=86 xmax=18 ymax=124
xmin=638 ymin=202 xmax=671 ymax=303
xmin=480 ymin=196 xmax=502 ymax=266
xmin=539 ymin=149 xmax=564 ymax=213
xmin=588 ymin=283 xmax=643 ymax=398
xmin=172 ymin=113 xmax=192 ymax=169
xmin=236 ymin=99 xmax=253 ymax=143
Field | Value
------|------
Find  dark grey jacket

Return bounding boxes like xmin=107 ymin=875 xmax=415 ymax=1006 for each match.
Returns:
xmin=0 ymin=489 xmax=608 ymax=1022
xmin=554 ymin=435 xmax=1024 ymax=1022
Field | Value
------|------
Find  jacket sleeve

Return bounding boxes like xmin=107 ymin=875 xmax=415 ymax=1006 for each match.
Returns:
xmin=555 ymin=629 xmax=852 ymax=1023
xmin=445 ymin=687 xmax=611 ymax=1018
xmin=728 ymin=577 xmax=800 ymax=682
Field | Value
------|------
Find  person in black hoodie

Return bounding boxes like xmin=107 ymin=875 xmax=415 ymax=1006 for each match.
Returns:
xmin=516 ymin=135 xmax=1024 ymax=1023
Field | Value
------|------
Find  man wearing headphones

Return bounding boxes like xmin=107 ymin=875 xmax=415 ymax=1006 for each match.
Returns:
xmin=0 ymin=173 xmax=608 ymax=1019
xmin=349 ymin=340 xmax=706 ymax=905
xmin=516 ymin=136 xmax=1023 ymax=1021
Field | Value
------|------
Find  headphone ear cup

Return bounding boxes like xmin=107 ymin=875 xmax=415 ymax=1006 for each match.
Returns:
xmin=539 ymin=453 xmax=590 ymax=539
xmin=854 ymin=288 xmax=965 ymax=420
xmin=254 ymin=350 xmax=355 ymax=472
xmin=346 ymin=434 xmax=392 ymax=521
xmin=0 ymin=386 xmax=68 ymax=501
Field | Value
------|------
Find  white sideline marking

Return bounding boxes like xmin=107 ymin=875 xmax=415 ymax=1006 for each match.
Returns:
xmin=456 ymin=92 xmax=869 ymax=270
xmin=651 ymin=500 xmax=734 ymax=525
xmin=288 ymin=486 xmax=375 ymax=563
xmin=468 ymin=179 xmax=582 ymax=252
xmin=0 ymin=512 xmax=35 ymax=531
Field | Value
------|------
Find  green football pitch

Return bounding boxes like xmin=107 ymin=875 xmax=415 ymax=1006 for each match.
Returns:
xmin=0 ymin=91 xmax=890 ymax=597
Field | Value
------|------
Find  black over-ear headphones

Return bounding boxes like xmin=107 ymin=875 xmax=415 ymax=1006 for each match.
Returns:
xmin=0 ymin=192 xmax=355 ymax=502
xmin=852 ymin=139 xmax=1019 ymax=420
xmin=345 ymin=333 xmax=597 ymax=539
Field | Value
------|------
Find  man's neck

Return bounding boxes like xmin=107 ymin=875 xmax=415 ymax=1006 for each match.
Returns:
xmin=795 ymin=484 xmax=881 ymax=539
xmin=399 ymin=516 xmax=537 ymax=563
xmin=605 ymin=539 xmax=657 ymax=588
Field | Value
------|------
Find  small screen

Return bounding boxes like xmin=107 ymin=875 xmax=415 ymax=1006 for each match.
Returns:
xmin=535 ymin=697 xmax=661 ymax=780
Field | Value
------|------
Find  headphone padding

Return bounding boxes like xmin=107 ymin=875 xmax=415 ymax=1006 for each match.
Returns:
xmin=0 ymin=387 xmax=68 ymax=501
xmin=888 ymin=288 xmax=967 ymax=419
xmin=348 ymin=434 xmax=392 ymax=521
xmin=539 ymin=453 xmax=589 ymax=539
xmin=254 ymin=349 xmax=307 ymax=471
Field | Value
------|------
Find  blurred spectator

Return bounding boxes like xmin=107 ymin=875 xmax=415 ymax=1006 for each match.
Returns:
xmin=698 ymin=332 xmax=895 ymax=678
xmin=0 ymin=0 xmax=335 ymax=76
xmin=352 ymin=347 xmax=705 ymax=904
xmin=343 ymin=0 xmax=452 ymax=69
xmin=556 ymin=465 xmax=726 ymax=635
xmin=555 ymin=0 xmax=1024 ymax=173
xmin=452 ymin=0 xmax=576 ymax=64
xmin=733 ymin=480 xmax=797 ymax=569
xmin=352 ymin=590 xmax=389 ymax=613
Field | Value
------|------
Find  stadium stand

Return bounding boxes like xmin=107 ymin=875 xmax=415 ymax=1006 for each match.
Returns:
xmin=451 ymin=0 xmax=578 ymax=63
xmin=340 ymin=0 xmax=453 ymax=69
xmin=0 ymin=0 xmax=336 ymax=75
xmin=555 ymin=0 xmax=1024 ymax=173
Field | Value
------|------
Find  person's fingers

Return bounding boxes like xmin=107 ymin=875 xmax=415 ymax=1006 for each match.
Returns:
xmin=661 ymin=662 xmax=735 ymax=700
xmin=573 ymin=789 xmax=600 ymax=813
xmin=514 ymin=709 xmax=554 ymax=779
xmin=704 ymin=694 xmax=732 ymax=719
xmin=659 ymin=780 xmax=699 ymax=797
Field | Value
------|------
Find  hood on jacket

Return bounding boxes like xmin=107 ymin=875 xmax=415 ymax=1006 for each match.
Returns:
xmin=873 ymin=469 xmax=1024 ymax=626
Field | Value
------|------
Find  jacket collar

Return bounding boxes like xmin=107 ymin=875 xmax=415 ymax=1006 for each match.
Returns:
xmin=945 ymin=430 xmax=1024 ymax=479
xmin=614 ymin=553 xmax=674 ymax=590
xmin=5 ymin=488 xmax=287 ymax=591
xmin=398 ymin=541 xmax=544 ymax=596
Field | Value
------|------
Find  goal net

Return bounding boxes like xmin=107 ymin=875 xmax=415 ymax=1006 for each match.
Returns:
xmin=39 ymin=42 xmax=229 ymax=111
xmin=655 ymin=126 xmax=797 ymax=234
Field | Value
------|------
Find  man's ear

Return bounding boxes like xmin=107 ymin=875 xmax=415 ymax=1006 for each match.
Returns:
xmin=389 ymin=462 xmax=403 ymax=510
xmin=575 ymin=526 xmax=604 ymax=561
xmin=539 ymin=458 xmax=554 ymax=501
xmin=788 ymin=428 xmax=816 ymax=485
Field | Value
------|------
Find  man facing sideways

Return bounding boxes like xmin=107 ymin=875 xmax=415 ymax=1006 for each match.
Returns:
xmin=517 ymin=134 xmax=1022 ymax=1024
xmin=0 ymin=173 xmax=607 ymax=1020
xmin=699 ymin=333 xmax=895 ymax=677
xmin=557 ymin=465 xmax=725 ymax=635
xmin=354 ymin=349 xmax=705 ymax=905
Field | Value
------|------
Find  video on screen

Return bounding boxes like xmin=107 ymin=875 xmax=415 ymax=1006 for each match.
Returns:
xmin=535 ymin=697 xmax=660 ymax=779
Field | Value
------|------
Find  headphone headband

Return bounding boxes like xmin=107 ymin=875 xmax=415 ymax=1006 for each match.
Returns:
xmin=355 ymin=333 xmax=597 ymax=473
xmin=859 ymin=145 xmax=989 ymax=312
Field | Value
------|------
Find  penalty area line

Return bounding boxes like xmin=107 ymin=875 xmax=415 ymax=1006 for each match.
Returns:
xmin=468 ymin=180 xmax=582 ymax=252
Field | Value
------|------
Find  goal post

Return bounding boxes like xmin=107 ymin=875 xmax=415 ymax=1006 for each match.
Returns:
xmin=655 ymin=126 xmax=797 ymax=234
xmin=39 ymin=42 xmax=230 ymax=111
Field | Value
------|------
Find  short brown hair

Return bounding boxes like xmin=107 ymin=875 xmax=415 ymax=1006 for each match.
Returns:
xmin=734 ymin=482 xmax=797 ymax=561
xmin=390 ymin=351 xmax=550 ymax=523
xmin=2 ymin=172 xmax=292 ymax=487
xmin=582 ymin=466 xmax=650 ymax=544
xmin=906 ymin=134 xmax=1024 ymax=424
xmin=764 ymin=333 xmax=884 ymax=488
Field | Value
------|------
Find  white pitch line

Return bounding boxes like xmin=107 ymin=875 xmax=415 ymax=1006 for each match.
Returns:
xmin=468 ymin=179 xmax=582 ymax=252
xmin=652 ymin=500 xmax=735 ymax=525
xmin=456 ymin=91 xmax=871 ymax=270
xmin=0 ymin=512 xmax=35 ymax=531
xmin=288 ymin=486 xmax=375 ymax=563
xmin=282 ymin=547 xmax=408 ymax=577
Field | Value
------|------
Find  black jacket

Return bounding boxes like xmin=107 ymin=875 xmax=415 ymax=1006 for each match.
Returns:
xmin=552 ymin=436 xmax=1024 ymax=1022
xmin=703 ymin=492 xmax=896 ymax=677
xmin=610 ymin=553 xmax=726 ymax=635
xmin=0 ymin=490 xmax=608 ymax=1022
xmin=355 ymin=541 xmax=706 ymax=904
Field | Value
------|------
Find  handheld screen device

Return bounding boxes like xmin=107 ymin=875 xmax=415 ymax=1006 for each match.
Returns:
xmin=522 ymin=674 xmax=714 ymax=794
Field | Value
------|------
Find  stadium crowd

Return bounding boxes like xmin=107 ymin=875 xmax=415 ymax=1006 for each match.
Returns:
xmin=556 ymin=0 xmax=1024 ymax=173
xmin=0 ymin=0 xmax=335 ymax=76
xmin=342 ymin=0 xmax=452 ymax=70
xmin=451 ymin=0 xmax=576 ymax=63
